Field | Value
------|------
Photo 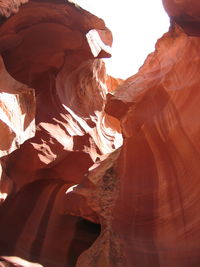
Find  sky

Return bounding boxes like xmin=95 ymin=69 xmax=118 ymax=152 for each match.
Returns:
xmin=75 ymin=0 xmax=170 ymax=79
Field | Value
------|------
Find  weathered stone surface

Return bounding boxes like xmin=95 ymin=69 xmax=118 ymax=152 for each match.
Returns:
xmin=0 ymin=0 xmax=28 ymax=18
xmin=0 ymin=0 xmax=121 ymax=192
xmin=0 ymin=56 xmax=35 ymax=158
xmin=163 ymin=0 xmax=200 ymax=36
xmin=75 ymin=149 xmax=123 ymax=267
xmin=163 ymin=0 xmax=200 ymax=18
xmin=0 ymin=178 xmax=101 ymax=267
xmin=4 ymin=0 xmax=200 ymax=266
xmin=103 ymin=24 xmax=200 ymax=266
xmin=0 ymin=1 xmax=122 ymax=266
xmin=0 ymin=256 xmax=43 ymax=267
xmin=0 ymin=55 xmax=35 ymax=202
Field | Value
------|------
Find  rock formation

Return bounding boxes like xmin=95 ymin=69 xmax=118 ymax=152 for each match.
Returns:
xmin=162 ymin=0 xmax=200 ymax=36
xmin=1 ymin=0 xmax=200 ymax=267
xmin=100 ymin=1 xmax=200 ymax=266
xmin=0 ymin=0 xmax=122 ymax=266
xmin=0 ymin=55 xmax=35 ymax=202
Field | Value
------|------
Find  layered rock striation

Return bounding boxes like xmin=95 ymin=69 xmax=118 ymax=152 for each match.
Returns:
xmin=0 ymin=1 xmax=121 ymax=266
xmin=0 ymin=55 xmax=35 ymax=202
xmin=101 ymin=1 xmax=200 ymax=266
xmin=1 ymin=0 xmax=200 ymax=267
xmin=162 ymin=0 xmax=200 ymax=36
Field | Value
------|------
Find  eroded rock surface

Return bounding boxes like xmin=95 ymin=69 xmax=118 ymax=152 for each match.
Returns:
xmin=0 ymin=0 xmax=121 ymax=191
xmin=0 ymin=56 xmax=35 ymax=158
xmin=0 ymin=55 xmax=35 ymax=202
xmin=2 ymin=0 xmax=200 ymax=267
xmin=0 ymin=1 xmax=122 ymax=266
xmin=162 ymin=0 xmax=200 ymax=36
xmin=103 ymin=18 xmax=200 ymax=267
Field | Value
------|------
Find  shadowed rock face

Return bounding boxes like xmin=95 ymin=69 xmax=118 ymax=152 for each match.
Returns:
xmin=1 ymin=0 xmax=200 ymax=267
xmin=0 ymin=179 xmax=101 ymax=267
xmin=162 ymin=0 xmax=200 ymax=36
xmin=0 ymin=0 xmax=121 ymax=266
xmin=101 ymin=6 xmax=200 ymax=267
xmin=0 ymin=0 xmax=121 ymax=191
xmin=0 ymin=55 xmax=35 ymax=202
xmin=0 ymin=56 xmax=35 ymax=158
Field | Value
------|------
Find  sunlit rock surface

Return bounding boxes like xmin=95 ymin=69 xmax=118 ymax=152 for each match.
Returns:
xmin=0 ymin=0 xmax=121 ymax=191
xmin=0 ymin=56 xmax=35 ymax=158
xmin=0 ymin=1 xmax=122 ymax=266
xmin=2 ymin=0 xmax=200 ymax=266
xmin=103 ymin=23 xmax=200 ymax=267
xmin=0 ymin=55 xmax=35 ymax=202
xmin=0 ymin=0 xmax=28 ymax=18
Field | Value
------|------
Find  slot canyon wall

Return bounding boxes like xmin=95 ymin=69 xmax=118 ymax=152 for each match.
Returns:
xmin=0 ymin=0 xmax=200 ymax=266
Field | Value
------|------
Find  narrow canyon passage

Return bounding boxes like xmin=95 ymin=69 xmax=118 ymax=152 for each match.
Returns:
xmin=1 ymin=0 xmax=200 ymax=267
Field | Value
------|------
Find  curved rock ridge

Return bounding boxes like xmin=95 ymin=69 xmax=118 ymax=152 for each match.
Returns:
xmin=0 ymin=0 xmax=112 ymax=81
xmin=0 ymin=0 xmax=90 ymax=19
xmin=162 ymin=0 xmax=200 ymax=36
xmin=5 ymin=0 xmax=200 ymax=266
xmin=0 ymin=256 xmax=43 ymax=267
xmin=102 ymin=23 xmax=200 ymax=266
xmin=0 ymin=0 xmax=120 ymax=190
xmin=0 ymin=56 xmax=35 ymax=158
xmin=0 ymin=178 xmax=101 ymax=267
xmin=0 ymin=0 xmax=28 ymax=18
xmin=4 ymin=57 xmax=122 ymax=193
xmin=0 ymin=55 xmax=35 ymax=202
xmin=0 ymin=1 xmax=122 ymax=266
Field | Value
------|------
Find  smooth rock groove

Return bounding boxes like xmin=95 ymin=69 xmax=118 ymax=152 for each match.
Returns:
xmin=1 ymin=0 xmax=200 ymax=267
xmin=0 ymin=1 xmax=122 ymax=266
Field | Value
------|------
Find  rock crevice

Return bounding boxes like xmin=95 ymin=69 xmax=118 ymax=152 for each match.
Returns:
xmin=1 ymin=0 xmax=200 ymax=266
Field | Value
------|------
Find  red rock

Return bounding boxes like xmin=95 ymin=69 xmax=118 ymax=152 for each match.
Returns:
xmin=0 ymin=0 xmax=121 ymax=192
xmin=0 ymin=1 xmax=122 ymax=266
xmin=106 ymin=75 xmax=123 ymax=93
xmin=0 ymin=179 xmax=101 ymax=267
xmin=0 ymin=55 xmax=35 ymax=202
xmin=0 ymin=256 xmax=42 ymax=267
xmin=0 ymin=0 xmax=28 ymax=18
xmin=4 ymin=0 xmax=200 ymax=266
xmin=163 ymin=0 xmax=200 ymax=18
xmin=101 ymin=24 xmax=200 ymax=266
xmin=0 ymin=56 xmax=35 ymax=158
xmin=163 ymin=0 xmax=200 ymax=36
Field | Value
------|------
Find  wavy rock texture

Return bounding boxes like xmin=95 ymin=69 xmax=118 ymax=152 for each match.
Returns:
xmin=0 ymin=55 xmax=35 ymax=202
xmin=0 ymin=0 xmax=121 ymax=191
xmin=162 ymin=0 xmax=200 ymax=36
xmin=2 ymin=0 xmax=200 ymax=267
xmin=0 ymin=1 xmax=122 ymax=266
xmin=0 ymin=0 xmax=28 ymax=18
xmin=0 ymin=56 xmax=35 ymax=158
xmin=102 ymin=20 xmax=200 ymax=267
